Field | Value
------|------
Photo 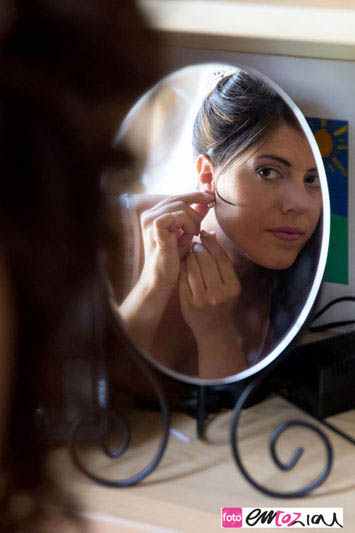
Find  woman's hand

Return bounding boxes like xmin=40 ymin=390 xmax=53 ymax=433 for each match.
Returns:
xmin=118 ymin=192 xmax=214 ymax=351
xmin=179 ymin=230 xmax=246 ymax=378
xmin=139 ymin=192 xmax=214 ymax=292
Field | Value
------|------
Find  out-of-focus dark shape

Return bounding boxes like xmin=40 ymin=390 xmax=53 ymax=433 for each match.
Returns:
xmin=0 ymin=0 xmax=161 ymax=530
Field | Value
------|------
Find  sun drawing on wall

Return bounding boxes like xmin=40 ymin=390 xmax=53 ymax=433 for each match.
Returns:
xmin=307 ymin=118 xmax=349 ymax=285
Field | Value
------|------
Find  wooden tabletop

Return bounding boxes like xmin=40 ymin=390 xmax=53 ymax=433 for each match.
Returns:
xmin=49 ymin=395 xmax=355 ymax=532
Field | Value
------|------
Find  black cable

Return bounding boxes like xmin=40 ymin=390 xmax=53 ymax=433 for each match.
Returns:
xmin=312 ymin=296 xmax=355 ymax=321
xmin=309 ymin=320 xmax=355 ymax=333
xmin=309 ymin=296 xmax=355 ymax=332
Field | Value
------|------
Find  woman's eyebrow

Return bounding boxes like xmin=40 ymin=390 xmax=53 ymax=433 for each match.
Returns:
xmin=255 ymin=154 xmax=318 ymax=173
xmin=256 ymin=154 xmax=291 ymax=167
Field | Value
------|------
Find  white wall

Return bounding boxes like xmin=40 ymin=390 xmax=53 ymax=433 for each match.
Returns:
xmin=161 ymin=47 xmax=355 ymax=326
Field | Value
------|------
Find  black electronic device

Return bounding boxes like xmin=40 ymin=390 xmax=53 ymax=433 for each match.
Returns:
xmin=272 ymin=331 xmax=355 ymax=418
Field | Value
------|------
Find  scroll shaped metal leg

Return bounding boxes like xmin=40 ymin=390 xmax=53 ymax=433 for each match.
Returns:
xmin=230 ymin=379 xmax=333 ymax=498
xmin=69 ymin=298 xmax=170 ymax=487
xmin=69 ymin=362 xmax=170 ymax=487
xmin=197 ymin=386 xmax=207 ymax=439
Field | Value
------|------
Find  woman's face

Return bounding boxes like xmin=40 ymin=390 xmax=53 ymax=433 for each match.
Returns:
xmin=211 ymin=123 xmax=322 ymax=270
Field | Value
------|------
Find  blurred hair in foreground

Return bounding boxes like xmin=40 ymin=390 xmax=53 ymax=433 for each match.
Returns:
xmin=0 ymin=0 xmax=161 ymax=530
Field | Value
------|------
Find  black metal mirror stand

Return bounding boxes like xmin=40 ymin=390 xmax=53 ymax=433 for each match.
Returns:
xmin=68 ymin=290 xmax=170 ymax=487
xmin=195 ymin=364 xmax=355 ymax=498
xmin=68 ymin=298 xmax=355 ymax=495
xmin=68 ymin=347 xmax=170 ymax=487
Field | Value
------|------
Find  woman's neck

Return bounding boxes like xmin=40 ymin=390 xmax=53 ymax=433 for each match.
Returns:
xmin=201 ymin=208 xmax=261 ymax=281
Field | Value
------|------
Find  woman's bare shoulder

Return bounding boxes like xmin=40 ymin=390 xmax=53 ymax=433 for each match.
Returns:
xmin=104 ymin=193 xmax=169 ymax=231
xmin=133 ymin=194 xmax=169 ymax=217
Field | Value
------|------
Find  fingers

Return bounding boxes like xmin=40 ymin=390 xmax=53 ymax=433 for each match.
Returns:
xmin=179 ymin=261 xmax=192 ymax=301
xmin=153 ymin=211 xmax=197 ymax=243
xmin=191 ymin=242 xmax=221 ymax=291
xmin=156 ymin=191 xmax=214 ymax=209
xmin=200 ymin=230 xmax=239 ymax=286
xmin=181 ymin=243 xmax=226 ymax=299
xmin=186 ymin=251 xmax=206 ymax=294
xmin=149 ymin=192 xmax=215 ymax=229
xmin=142 ymin=197 xmax=213 ymax=243
xmin=149 ymin=193 xmax=214 ymax=226
xmin=191 ymin=201 xmax=213 ymax=220
xmin=181 ymin=232 xmax=239 ymax=294
xmin=180 ymin=235 xmax=241 ymax=316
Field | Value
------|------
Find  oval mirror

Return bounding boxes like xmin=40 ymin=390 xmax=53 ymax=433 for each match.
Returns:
xmin=103 ymin=63 xmax=330 ymax=385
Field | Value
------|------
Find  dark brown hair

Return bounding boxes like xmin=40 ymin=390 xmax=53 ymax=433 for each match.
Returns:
xmin=192 ymin=70 xmax=300 ymax=170
xmin=0 ymin=0 xmax=160 ymax=530
xmin=193 ymin=69 xmax=321 ymax=350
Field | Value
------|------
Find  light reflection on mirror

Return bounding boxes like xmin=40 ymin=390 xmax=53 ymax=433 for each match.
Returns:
xmin=103 ymin=63 xmax=325 ymax=384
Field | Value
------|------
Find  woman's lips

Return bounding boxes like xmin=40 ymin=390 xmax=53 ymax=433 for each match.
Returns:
xmin=268 ymin=226 xmax=304 ymax=242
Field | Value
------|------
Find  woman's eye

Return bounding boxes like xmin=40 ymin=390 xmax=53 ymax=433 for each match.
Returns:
xmin=256 ymin=167 xmax=280 ymax=180
xmin=305 ymin=174 xmax=321 ymax=188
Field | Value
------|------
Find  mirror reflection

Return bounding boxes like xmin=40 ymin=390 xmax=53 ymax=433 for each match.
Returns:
xmin=104 ymin=64 xmax=323 ymax=381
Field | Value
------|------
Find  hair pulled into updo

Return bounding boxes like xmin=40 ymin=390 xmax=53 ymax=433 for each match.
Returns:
xmin=192 ymin=70 xmax=300 ymax=171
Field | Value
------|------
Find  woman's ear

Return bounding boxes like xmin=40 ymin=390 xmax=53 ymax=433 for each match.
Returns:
xmin=196 ymin=155 xmax=215 ymax=193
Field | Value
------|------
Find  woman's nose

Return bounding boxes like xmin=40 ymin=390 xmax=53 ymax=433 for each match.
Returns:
xmin=280 ymin=180 xmax=310 ymax=215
